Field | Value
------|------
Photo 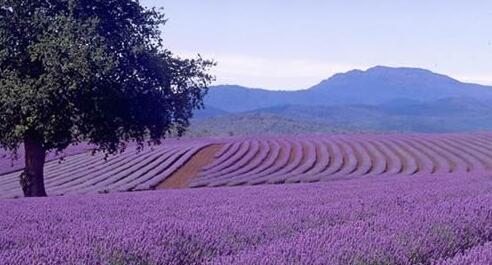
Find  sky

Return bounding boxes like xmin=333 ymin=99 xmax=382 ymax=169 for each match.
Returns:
xmin=141 ymin=0 xmax=492 ymax=90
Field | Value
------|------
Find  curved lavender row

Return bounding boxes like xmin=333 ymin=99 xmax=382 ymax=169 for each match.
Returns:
xmin=248 ymin=138 xmax=304 ymax=185
xmin=0 ymin=143 xmax=93 ymax=176
xmin=465 ymin=134 xmax=492 ymax=153
xmin=133 ymin=145 xmax=209 ymax=191
xmin=1 ymin=141 xmax=211 ymax=197
xmin=45 ymin=146 xmax=149 ymax=190
xmin=40 ymin=153 xmax=111 ymax=188
xmin=46 ymin=146 xmax=160 ymax=195
xmin=370 ymin=139 xmax=403 ymax=176
xmin=83 ymin=146 xmax=180 ymax=194
xmin=216 ymin=139 xmax=283 ymax=187
xmin=105 ymin=147 xmax=191 ymax=192
xmin=385 ymin=137 xmax=418 ymax=176
xmin=213 ymin=142 xmax=233 ymax=159
xmin=474 ymin=132 xmax=492 ymax=144
xmin=201 ymin=140 xmax=260 ymax=181
xmin=0 ymin=145 xmax=156 ymax=191
xmin=5 ymin=133 xmax=492 ymax=197
xmin=294 ymin=137 xmax=344 ymax=183
xmin=200 ymin=142 xmax=242 ymax=174
xmin=437 ymin=136 xmax=484 ymax=172
xmin=125 ymin=141 xmax=214 ymax=191
xmin=389 ymin=136 xmax=433 ymax=176
xmin=50 ymin=147 xmax=174 ymax=195
xmin=192 ymin=133 xmax=492 ymax=188
xmin=435 ymin=134 xmax=480 ymax=172
xmin=390 ymin=137 xmax=429 ymax=175
xmin=199 ymin=140 xmax=269 ymax=187
xmin=317 ymin=136 xmax=370 ymax=181
xmin=296 ymin=139 xmax=331 ymax=181
xmin=267 ymin=140 xmax=317 ymax=184
xmin=227 ymin=139 xmax=274 ymax=179
xmin=0 ymin=147 xmax=170 ymax=198
xmin=400 ymin=136 xmax=448 ymax=174
xmin=340 ymin=137 xmax=372 ymax=178
xmin=459 ymin=135 xmax=492 ymax=165
xmin=360 ymin=140 xmax=386 ymax=176
xmin=2 ymin=148 xmax=98 ymax=186
xmin=449 ymin=135 xmax=492 ymax=170
xmin=0 ymin=153 xmax=92 ymax=187
xmin=218 ymin=138 xmax=292 ymax=187
xmin=118 ymin=145 xmax=204 ymax=192
xmin=428 ymin=135 xmax=469 ymax=173
xmin=201 ymin=142 xmax=233 ymax=172
xmin=200 ymin=141 xmax=251 ymax=177
xmin=1 ymin=173 xmax=491 ymax=264
xmin=319 ymin=138 xmax=359 ymax=181
xmin=41 ymin=152 xmax=106 ymax=179
xmin=41 ymin=145 xmax=147 ymax=185
xmin=59 ymin=145 xmax=186 ymax=195
xmin=423 ymin=136 xmax=469 ymax=173
xmin=286 ymin=138 xmax=331 ymax=183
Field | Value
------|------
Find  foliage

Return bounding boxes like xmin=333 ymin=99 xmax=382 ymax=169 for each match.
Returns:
xmin=0 ymin=0 xmax=214 ymax=154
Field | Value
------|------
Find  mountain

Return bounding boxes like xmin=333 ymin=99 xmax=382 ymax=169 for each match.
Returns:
xmin=204 ymin=66 xmax=492 ymax=112
xmin=309 ymin=66 xmax=492 ymax=104
xmin=203 ymin=85 xmax=296 ymax=113
xmin=193 ymin=66 xmax=492 ymax=135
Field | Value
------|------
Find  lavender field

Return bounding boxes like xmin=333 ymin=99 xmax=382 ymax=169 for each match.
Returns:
xmin=2 ymin=133 xmax=492 ymax=198
xmin=1 ymin=173 xmax=491 ymax=264
xmin=1 ymin=133 xmax=492 ymax=264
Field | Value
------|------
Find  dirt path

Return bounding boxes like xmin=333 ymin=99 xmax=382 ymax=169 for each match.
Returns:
xmin=157 ymin=144 xmax=224 ymax=189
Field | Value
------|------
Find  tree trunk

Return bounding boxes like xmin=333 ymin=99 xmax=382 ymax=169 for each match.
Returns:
xmin=20 ymin=136 xmax=47 ymax=197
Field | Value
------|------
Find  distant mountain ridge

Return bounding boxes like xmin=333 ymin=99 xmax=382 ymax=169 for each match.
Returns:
xmin=204 ymin=66 xmax=492 ymax=112
xmin=191 ymin=66 xmax=492 ymax=134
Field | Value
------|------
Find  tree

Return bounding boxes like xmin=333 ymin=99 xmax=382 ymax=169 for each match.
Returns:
xmin=0 ymin=0 xmax=214 ymax=197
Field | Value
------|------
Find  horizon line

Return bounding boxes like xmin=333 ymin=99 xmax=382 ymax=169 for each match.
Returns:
xmin=210 ymin=65 xmax=492 ymax=91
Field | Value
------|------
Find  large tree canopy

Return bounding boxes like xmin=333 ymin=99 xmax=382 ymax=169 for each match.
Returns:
xmin=0 ymin=0 xmax=214 ymax=196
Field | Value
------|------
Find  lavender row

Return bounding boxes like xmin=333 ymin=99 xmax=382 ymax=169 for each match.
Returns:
xmin=2 ymin=133 xmax=492 ymax=196
xmin=190 ymin=133 xmax=492 ymax=187
xmin=0 ymin=140 xmax=211 ymax=198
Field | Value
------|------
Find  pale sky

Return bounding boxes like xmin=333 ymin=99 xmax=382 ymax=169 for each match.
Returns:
xmin=141 ymin=0 xmax=492 ymax=90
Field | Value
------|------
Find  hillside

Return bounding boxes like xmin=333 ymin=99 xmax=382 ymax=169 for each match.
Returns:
xmin=187 ymin=113 xmax=346 ymax=136
xmin=195 ymin=66 xmax=492 ymax=134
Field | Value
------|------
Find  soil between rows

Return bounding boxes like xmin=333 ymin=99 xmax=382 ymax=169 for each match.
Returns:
xmin=157 ymin=144 xmax=224 ymax=189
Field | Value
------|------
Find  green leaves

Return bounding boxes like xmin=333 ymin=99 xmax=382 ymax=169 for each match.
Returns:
xmin=0 ymin=0 xmax=214 ymax=154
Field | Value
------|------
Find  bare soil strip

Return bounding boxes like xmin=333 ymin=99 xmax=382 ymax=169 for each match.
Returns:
xmin=157 ymin=144 xmax=224 ymax=189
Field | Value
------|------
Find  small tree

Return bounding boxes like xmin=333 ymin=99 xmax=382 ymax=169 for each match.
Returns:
xmin=0 ymin=0 xmax=214 ymax=197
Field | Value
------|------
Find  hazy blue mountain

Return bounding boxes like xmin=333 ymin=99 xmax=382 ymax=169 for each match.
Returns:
xmin=191 ymin=96 xmax=492 ymax=134
xmin=204 ymin=85 xmax=296 ymax=112
xmin=204 ymin=66 xmax=492 ymax=112
xmin=194 ymin=66 xmax=492 ymax=134
xmin=309 ymin=66 xmax=492 ymax=104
